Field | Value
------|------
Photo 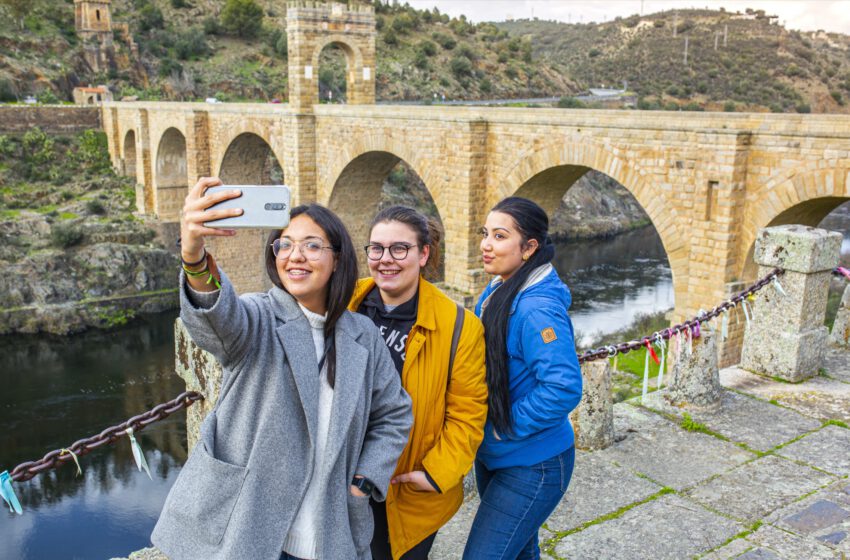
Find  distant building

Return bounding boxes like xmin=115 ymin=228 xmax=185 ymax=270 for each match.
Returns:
xmin=74 ymin=0 xmax=138 ymax=72
xmin=73 ymin=86 xmax=113 ymax=105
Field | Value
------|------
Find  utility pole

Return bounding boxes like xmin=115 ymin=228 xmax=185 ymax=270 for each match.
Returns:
xmin=714 ymin=31 xmax=719 ymax=50
xmin=684 ymin=36 xmax=689 ymax=65
xmin=724 ymin=24 xmax=728 ymax=47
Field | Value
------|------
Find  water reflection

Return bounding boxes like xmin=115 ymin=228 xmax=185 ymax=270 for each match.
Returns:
xmin=0 ymin=312 xmax=185 ymax=560
xmin=553 ymin=226 xmax=674 ymax=347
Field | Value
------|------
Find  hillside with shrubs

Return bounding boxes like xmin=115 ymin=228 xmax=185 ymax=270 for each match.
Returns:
xmin=2 ymin=1 xmax=849 ymax=112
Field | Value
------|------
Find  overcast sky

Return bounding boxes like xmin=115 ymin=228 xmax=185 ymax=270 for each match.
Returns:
xmin=404 ymin=1 xmax=850 ymax=35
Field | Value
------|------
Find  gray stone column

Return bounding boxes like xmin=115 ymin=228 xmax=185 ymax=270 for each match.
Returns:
xmin=666 ymin=330 xmax=722 ymax=410
xmin=174 ymin=319 xmax=221 ymax=452
xmin=830 ymin=284 xmax=850 ymax=347
xmin=570 ymin=360 xmax=614 ymax=450
xmin=740 ymin=225 xmax=842 ymax=382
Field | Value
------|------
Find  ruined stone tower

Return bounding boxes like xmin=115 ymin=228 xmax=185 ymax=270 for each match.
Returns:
xmin=286 ymin=1 xmax=376 ymax=110
xmin=74 ymin=0 xmax=113 ymax=38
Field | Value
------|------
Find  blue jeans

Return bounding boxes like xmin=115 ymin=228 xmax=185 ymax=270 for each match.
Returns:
xmin=463 ymin=447 xmax=575 ymax=560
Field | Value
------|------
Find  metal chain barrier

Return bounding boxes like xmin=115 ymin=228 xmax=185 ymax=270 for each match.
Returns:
xmin=8 ymin=391 xmax=203 ymax=483
xmin=577 ymin=268 xmax=785 ymax=364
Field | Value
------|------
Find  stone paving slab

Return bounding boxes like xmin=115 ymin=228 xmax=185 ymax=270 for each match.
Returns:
xmin=721 ymin=366 xmax=850 ymax=423
xmin=597 ymin=403 xmax=754 ymax=490
xmin=823 ymin=347 xmax=850 ymax=384
xmin=545 ymin=449 xmax=662 ymax=533
xmin=764 ymin=479 xmax=850 ymax=556
xmin=553 ymin=493 xmax=742 ymax=560
xmin=702 ymin=523 xmax=840 ymax=560
xmin=684 ymin=454 xmax=836 ymax=523
xmin=641 ymin=390 xmax=821 ymax=452
xmin=775 ymin=425 xmax=850 ymax=477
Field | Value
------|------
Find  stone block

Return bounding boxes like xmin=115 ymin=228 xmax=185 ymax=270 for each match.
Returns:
xmin=741 ymin=326 xmax=830 ymax=382
xmin=666 ymin=330 xmax=722 ymax=409
xmin=753 ymin=225 xmax=842 ymax=273
xmin=174 ymin=318 xmax=222 ymax=451
xmin=830 ymin=284 xmax=850 ymax=347
xmin=569 ymin=360 xmax=614 ymax=450
xmin=783 ymin=500 xmax=850 ymax=534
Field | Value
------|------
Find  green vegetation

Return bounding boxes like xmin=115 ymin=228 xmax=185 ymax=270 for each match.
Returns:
xmin=221 ymin=0 xmax=264 ymax=38
xmin=680 ymin=412 xmax=713 ymax=434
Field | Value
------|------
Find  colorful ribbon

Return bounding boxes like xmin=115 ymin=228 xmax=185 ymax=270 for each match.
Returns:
xmin=0 ymin=471 xmax=22 ymax=515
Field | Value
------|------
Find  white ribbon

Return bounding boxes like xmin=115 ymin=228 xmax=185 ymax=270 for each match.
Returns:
xmin=126 ymin=428 xmax=152 ymax=480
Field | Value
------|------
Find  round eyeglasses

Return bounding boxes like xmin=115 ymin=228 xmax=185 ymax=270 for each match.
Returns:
xmin=364 ymin=243 xmax=417 ymax=261
xmin=271 ymin=238 xmax=334 ymax=261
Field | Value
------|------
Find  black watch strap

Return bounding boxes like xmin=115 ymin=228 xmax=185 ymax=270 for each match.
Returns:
xmin=352 ymin=476 xmax=375 ymax=496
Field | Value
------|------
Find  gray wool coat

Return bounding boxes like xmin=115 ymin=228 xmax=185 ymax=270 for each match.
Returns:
xmin=152 ymin=271 xmax=413 ymax=560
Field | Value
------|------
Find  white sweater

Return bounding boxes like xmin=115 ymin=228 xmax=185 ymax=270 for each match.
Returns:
xmin=283 ymin=304 xmax=336 ymax=559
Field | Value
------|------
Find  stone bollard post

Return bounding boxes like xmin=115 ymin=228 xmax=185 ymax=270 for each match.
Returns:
xmin=570 ymin=360 xmax=614 ymax=450
xmin=174 ymin=319 xmax=222 ymax=451
xmin=740 ymin=225 xmax=842 ymax=382
xmin=666 ymin=330 xmax=721 ymax=410
xmin=830 ymin=284 xmax=850 ymax=347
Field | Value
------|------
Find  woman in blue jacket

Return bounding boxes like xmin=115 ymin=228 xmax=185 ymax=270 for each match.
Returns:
xmin=463 ymin=197 xmax=582 ymax=560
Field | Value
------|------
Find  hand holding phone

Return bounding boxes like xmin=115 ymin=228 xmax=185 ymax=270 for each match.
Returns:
xmin=203 ymin=185 xmax=291 ymax=229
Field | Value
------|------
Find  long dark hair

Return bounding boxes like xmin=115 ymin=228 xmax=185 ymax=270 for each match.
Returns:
xmin=481 ymin=197 xmax=555 ymax=435
xmin=370 ymin=205 xmax=443 ymax=281
xmin=265 ymin=204 xmax=358 ymax=387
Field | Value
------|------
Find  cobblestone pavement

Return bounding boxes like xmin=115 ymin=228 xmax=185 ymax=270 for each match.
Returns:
xmin=117 ymin=348 xmax=850 ymax=560
xmin=431 ymin=347 xmax=850 ymax=560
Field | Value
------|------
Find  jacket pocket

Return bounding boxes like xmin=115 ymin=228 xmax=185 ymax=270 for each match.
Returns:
xmin=346 ymin=493 xmax=374 ymax=554
xmin=163 ymin=442 xmax=249 ymax=546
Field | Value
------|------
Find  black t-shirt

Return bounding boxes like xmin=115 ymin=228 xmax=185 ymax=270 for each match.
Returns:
xmin=357 ymin=286 xmax=418 ymax=375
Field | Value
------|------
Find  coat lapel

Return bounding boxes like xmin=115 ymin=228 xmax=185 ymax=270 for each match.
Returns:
xmin=325 ymin=313 xmax=369 ymax=469
xmin=272 ymin=289 xmax=320 ymax=447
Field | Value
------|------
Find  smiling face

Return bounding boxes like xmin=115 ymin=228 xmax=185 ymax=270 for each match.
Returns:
xmin=367 ymin=220 xmax=429 ymax=306
xmin=480 ymin=211 xmax=538 ymax=281
xmin=276 ymin=214 xmax=336 ymax=315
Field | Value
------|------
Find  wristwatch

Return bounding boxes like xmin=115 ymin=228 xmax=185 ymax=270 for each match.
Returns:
xmin=351 ymin=476 xmax=375 ymax=496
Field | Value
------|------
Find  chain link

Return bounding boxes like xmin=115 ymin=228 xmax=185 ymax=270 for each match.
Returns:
xmin=9 ymin=391 xmax=204 ymax=483
xmin=577 ymin=268 xmax=785 ymax=364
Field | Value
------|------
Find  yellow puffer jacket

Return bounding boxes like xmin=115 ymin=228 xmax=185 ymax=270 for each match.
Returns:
xmin=349 ymin=277 xmax=488 ymax=559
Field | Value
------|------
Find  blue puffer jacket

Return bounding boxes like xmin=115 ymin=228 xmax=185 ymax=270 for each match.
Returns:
xmin=474 ymin=265 xmax=582 ymax=469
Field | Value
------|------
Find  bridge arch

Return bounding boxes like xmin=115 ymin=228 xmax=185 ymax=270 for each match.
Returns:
xmin=499 ymin=140 xmax=690 ymax=313
xmin=741 ymin=165 xmax=850 ymax=280
xmin=326 ymin=149 xmax=444 ymax=280
xmin=218 ymin=133 xmax=284 ymax=185
xmin=154 ymin=127 xmax=188 ymax=221
xmin=122 ymin=129 xmax=137 ymax=179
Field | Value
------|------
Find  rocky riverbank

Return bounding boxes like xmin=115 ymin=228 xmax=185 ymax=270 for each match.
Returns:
xmin=0 ymin=129 xmax=179 ymax=335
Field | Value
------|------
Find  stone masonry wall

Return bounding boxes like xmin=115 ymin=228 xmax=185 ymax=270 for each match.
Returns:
xmin=0 ymin=106 xmax=101 ymax=134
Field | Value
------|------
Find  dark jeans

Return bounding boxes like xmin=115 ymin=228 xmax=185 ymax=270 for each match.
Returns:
xmin=280 ymin=554 xmax=307 ymax=560
xmin=371 ymin=498 xmax=438 ymax=560
xmin=462 ymin=447 xmax=576 ymax=560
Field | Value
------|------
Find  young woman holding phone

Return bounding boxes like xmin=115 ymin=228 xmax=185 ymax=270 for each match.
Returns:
xmin=152 ymin=178 xmax=412 ymax=560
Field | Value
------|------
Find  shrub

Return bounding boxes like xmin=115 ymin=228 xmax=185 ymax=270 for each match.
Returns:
xmin=139 ymin=4 xmax=164 ymax=32
xmin=480 ymin=78 xmax=492 ymax=94
xmin=723 ymin=101 xmax=736 ymax=112
xmin=86 ymin=199 xmax=107 ymax=215
xmin=450 ymin=55 xmax=473 ymax=77
xmin=221 ymin=0 xmax=264 ymax=38
xmin=589 ymin=48 xmax=601 ymax=58
xmin=76 ymin=130 xmax=112 ymax=174
xmin=383 ymin=30 xmax=398 ymax=46
xmin=432 ymin=32 xmax=456 ymax=50
xmin=174 ymin=28 xmax=210 ymax=60
xmin=497 ymin=51 xmax=508 ymax=64
xmin=418 ymin=40 xmax=437 ymax=57
xmin=267 ymin=28 xmax=287 ymax=57
xmin=0 ymin=135 xmax=13 ymax=158
xmin=171 ymin=0 xmax=189 ymax=7
xmin=391 ymin=14 xmax=413 ymax=34
xmin=505 ymin=66 xmax=518 ymax=80
xmin=375 ymin=15 xmax=384 ymax=30
xmin=203 ymin=16 xmax=222 ymax=35
xmin=21 ymin=128 xmax=56 ymax=180
xmin=0 ymin=78 xmax=18 ymax=102
xmin=557 ymin=96 xmax=585 ymax=108
xmin=36 ymin=89 xmax=60 ymax=104
xmin=654 ymin=19 xmax=666 ymax=28
xmin=457 ymin=43 xmax=477 ymax=61
xmin=158 ymin=58 xmax=183 ymax=78
xmin=413 ymin=50 xmax=428 ymax=70
xmin=831 ymin=90 xmax=845 ymax=105
xmin=51 ymin=222 xmax=84 ymax=248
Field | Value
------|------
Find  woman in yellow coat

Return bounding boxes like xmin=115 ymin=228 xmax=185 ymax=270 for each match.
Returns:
xmin=349 ymin=206 xmax=488 ymax=560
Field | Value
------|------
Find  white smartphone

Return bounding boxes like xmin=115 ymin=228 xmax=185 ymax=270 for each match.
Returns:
xmin=203 ymin=185 xmax=291 ymax=229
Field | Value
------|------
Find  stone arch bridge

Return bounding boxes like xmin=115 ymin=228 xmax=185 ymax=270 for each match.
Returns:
xmin=101 ymin=2 xmax=850 ymax=365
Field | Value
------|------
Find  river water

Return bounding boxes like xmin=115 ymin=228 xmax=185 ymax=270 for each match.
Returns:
xmin=0 ymin=223 xmax=846 ymax=560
